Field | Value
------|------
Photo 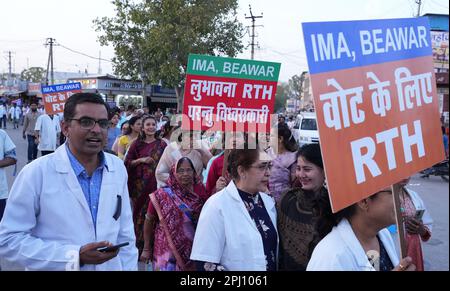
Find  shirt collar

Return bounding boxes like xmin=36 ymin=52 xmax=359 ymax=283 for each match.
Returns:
xmin=65 ymin=144 xmax=108 ymax=176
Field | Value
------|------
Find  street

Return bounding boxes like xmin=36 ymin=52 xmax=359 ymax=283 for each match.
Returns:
xmin=1 ymin=121 xmax=449 ymax=271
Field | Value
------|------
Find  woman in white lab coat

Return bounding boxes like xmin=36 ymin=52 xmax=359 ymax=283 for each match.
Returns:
xmin=190 ymin=144 xmax=278 ymax=271
xmin=307 ymin=188 xmax=416 ymax=271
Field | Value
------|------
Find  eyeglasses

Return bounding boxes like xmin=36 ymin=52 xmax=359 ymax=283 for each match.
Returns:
xmin=177 ymin=168 xmax=194 ymax=175
xmin=70 ymin=117 xmax=110 ymax=130
xmin=251 ymin=162 xmax=273 ymax=172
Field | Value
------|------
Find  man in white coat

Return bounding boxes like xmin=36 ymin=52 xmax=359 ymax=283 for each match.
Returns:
xmin=0 ymin=103 xmax=7 ymax=129
xmin=0 ymin=93 xmax=138 ymax=270
xmin=35 ymin=112 xmax=61 ymax=156
xmin=0 ymin=129 xmax=17 ymax=221
xmin=8 ymin=103 xmax=21 ymax=129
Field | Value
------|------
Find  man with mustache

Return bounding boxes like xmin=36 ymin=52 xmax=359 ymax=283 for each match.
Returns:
xmin=22 ymin=102 xmax=42 ymax=163
xmin=0 ymin=93 xmax=138 ymax=270
xmin=34 ymin=111 xmax=61 ymax=157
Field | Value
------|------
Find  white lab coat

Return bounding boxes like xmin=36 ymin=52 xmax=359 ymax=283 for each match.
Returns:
xmin=0 ymin=130 xmax=16 ymax=199
xmin=190 ymin=181 xmax=278 ymax=271
xmin=0 ymin=145 xmax=138 ymax=270
xmin=8 ymin=107 xmax=21 ymax=120
xmin=35 ymin=114 xmax=61 ymax=151
xmin=0 ymin=105 xmax=6 ymax=117
xmin=307 ymin=218 xmax=399 ymax=271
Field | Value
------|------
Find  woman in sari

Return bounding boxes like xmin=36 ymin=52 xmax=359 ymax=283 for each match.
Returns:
xmin=398 ymin=177 xmax=433 ymax=271
xmin=155 ymin=130 xmax=212 ymax=188
xmin=124 ymin=115 xmax=167 ymax=254
xmin=140 ymin=157 xmax=208 ymax=271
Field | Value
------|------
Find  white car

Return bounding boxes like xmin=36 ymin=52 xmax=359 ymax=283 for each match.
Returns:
xmin=293 ymin=112 xmax=319 ymax=147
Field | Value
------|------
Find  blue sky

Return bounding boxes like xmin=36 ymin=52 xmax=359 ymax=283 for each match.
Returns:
xmin=1 ymin=0 xmax=448 ymax=81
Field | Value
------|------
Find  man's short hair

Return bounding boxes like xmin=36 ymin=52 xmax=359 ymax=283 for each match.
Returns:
xmin=64 ymin=93 xmax=110 ymax=122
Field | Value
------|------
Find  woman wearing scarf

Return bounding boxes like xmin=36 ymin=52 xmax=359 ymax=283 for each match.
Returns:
xmin=397 ymin=177 xmax=433 ymax=271
xmin=140 ymin=157 xmax=208 ymax=271
xmin=277 ymin=143 xmax=334 ymax=270
xmin=124 ymin=116 xmax=167 ymax=255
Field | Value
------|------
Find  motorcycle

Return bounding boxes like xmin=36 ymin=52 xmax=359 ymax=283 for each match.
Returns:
xmin=420 ymin=159 xmax=449 ymax=182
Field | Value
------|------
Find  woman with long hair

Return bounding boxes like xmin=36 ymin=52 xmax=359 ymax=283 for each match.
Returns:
xmin=117 ymin=116 xmax=142 ymax=160
xmin=111 ymin=120 xmax=130 ymax=154
xmin=268 ymin=123 xmax=299 ymax=202
xmin=277 ymin=143 xmax=333 ymax=270
xmin=124 ymin=115 xmax=167 ymax=254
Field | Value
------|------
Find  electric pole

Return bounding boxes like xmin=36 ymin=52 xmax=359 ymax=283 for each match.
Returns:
xmin=8 ymin=51 xmax=12 ymax=91
xmin=4 ymin=51 xmax=14 ymax=92
xmin=98 ymin=51 xmax=102 ymax=75
xmin=416 ymin=0 xmax=422 ymax=17
xmin=45 ymin=38 xmax=56 ymax=85
xmin=245 ymin=5 xmax=263 ymax=60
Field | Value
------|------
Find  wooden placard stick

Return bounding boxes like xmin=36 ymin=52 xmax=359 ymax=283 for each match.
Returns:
xmin=391 ymin=183 xmax=407 ymax=258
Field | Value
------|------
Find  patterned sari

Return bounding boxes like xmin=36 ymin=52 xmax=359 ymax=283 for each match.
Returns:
xmin=149 ymin=164 xmax=206 ymax=271
xmin=125 ymin=138 xmax=167 ymax=253
xmin=400 ymin=188 xmax=431 ymax=271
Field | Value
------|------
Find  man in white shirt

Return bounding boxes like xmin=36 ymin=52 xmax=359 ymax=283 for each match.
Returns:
xmin=0 ymin=103 xmax=6 ymax=129
xmin=8 ymin=103 xmax=21 ymax=129
xmin=37 ymin=104 xmax=45 ymax=114
xmin=0 ymin=130 xmax=17 ymax=221
xmin=35 ymin=113 xmax=61 ymax=156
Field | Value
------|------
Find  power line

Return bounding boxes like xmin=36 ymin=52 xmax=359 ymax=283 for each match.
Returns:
xmin=0 ymin=39 xmax=44 ymax=43
xmin=58 ymin=43 xmax=113 ymax=63
xmin=429 ymin=0 xmax=449 ymax=9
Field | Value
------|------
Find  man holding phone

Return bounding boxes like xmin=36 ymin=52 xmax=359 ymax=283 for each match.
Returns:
xmin=0 ymin=93 xmax=138 ymax=270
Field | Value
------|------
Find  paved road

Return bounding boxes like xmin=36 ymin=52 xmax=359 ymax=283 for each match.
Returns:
xmin=1 ymin=122 xmax=448 ymax=270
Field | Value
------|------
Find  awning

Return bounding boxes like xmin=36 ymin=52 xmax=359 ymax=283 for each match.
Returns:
xmin=1 ymin=91 xmax=25 ymax=97
xmin=151 ymin=96 xmax=177 ymax=103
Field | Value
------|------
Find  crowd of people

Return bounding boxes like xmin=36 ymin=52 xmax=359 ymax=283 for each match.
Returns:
xmin=0 ymin=93 xmax=439 ymax=271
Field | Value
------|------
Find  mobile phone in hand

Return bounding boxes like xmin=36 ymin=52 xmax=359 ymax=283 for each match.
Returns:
xmin=415 ymin=209 xmax=425 ymax=220
xmin=97 ymin=242 xmax=129 ymax=253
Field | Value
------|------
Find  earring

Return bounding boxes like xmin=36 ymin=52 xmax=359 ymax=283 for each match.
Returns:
xmin=323 ymin=179 xmax=328 ymax=190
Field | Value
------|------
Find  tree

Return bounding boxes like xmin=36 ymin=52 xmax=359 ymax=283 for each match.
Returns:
xmin=94 ymin=0 xmax=244 ymax=111
xmin=274 ymin=82 xmax=290 ymax=113
xmin=288 ymin=73 xmax=306 ymax=99
xmin=20 ymin=67 xmax=46 ymax=83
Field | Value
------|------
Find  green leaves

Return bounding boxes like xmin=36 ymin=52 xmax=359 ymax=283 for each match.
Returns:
xmin=20 ymin=67 xmax=46 ymax=83
xmin=94 ymin=0 xmax=244 ymax=110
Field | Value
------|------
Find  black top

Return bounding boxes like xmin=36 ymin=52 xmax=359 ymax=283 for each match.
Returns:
xmin=378 ymin=235 xmax=394 ymax=271
xmin=237 ymin=189 xmax=278 ymax=271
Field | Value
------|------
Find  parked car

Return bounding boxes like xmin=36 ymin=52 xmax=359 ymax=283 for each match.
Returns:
xmin=293 ymin=112 xmax=319 ymax=147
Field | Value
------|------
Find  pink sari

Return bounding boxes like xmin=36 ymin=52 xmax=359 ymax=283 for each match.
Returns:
xmin=400 ymin=190 xmax=430 ymax=271
xmin=149 ymin=164 xmax=206 ymax=271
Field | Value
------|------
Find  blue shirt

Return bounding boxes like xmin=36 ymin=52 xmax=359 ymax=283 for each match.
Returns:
xmin=107 ymin=127 xmax=121 ymax=150
xmin=66 ymin=145 xmax=108 ymax=228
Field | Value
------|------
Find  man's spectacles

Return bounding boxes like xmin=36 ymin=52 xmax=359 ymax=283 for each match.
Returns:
xmin=70 ymin=117 xmax=110 ymax=130
xmin=251 ymin=162 xmax=273 ymax=172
